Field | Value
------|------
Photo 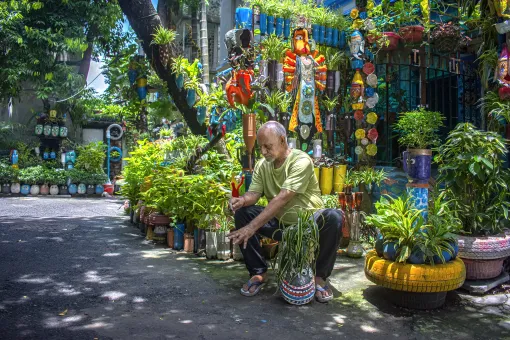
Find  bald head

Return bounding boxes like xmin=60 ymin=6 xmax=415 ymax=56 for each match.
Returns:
xmin=257 ymin=121 xmax=289 ymax=163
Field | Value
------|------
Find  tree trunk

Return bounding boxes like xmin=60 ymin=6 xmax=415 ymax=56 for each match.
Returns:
xmin=78 ymin=43 xmax=93 ymax=79
xmin=199 ymin=0 xmax=210 ymax=86
xmin=118 ymin=0 xmax=205 ymax=135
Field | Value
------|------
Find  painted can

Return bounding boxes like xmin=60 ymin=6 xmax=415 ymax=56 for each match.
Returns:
xmin=77 ymin=183 xmax=86 ymax=194
xmin=11 ymin=183 xmax=20 ymax=194
xmin=259 ymin=13 xmax=267 ymax=35
xmin=95 ymin=184 xmax=104 ymax=195
xmin=403 ymin=149 xmax=432 ymax=183
xmin=49 ymin=185 xmax=59 ymax=195
xmin=40 ymin=184 xmax=50 ymax=195
xmin=30 ymin=184 xmax=40 ymax=195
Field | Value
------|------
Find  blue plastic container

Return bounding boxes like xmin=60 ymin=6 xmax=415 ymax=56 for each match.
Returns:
xmin=332 ymin=29 xmax=339 ymax=47
xmin=319 ymin=25 xmax=325 ymax=44
xmin=325 ymin=27 xmax=333 ymax=46
xmin=267 ymin=16 xmax=275 ymax=35
xmin=283 ymin=19 xmax=291 ymax=38
xmin=312 ymin=24 xmax=320 ymax=42
xmin=175 ymin=74 xmax=184 ymax=89
xmin=197 ymin=106 xmax=207 ymax=125
xmin=186 ymin=89 xmax=196 ymax=108
xmin=20 ymin=184 xmax=30 ymax=195
xmin=259 ymin=13 xmax=267 ymax=35
xmin=235 ymin=7 xmax=252 ymax=29
xmin=383 ymin=242 xmax=398 ymax=261
xmin=339 ymin=31 xmax=346 ymax=48
xmin=174 ymin=223 xmax=185 ymax=250
xmin=136 ymin=86 xmax=147 ymax=101
xmin=95 ymin=184 xmax=104 ymax=195
xmin=275 ymin=17 xmax=284 ymax=36
xmin=68 ymin=184 xmax=77 ymax=195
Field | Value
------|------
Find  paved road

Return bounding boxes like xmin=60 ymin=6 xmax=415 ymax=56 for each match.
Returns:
xmin=0 ymin=197 xmax=509 ymax=340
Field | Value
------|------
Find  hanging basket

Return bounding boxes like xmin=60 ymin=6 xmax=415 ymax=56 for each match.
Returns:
xmin=398 ymin=25 xmax=424 ymax=44
xmin=430 ymin=23 xmax=461 ymax=54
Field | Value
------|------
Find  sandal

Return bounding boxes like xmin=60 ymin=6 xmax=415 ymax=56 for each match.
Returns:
xmin=240 ymin=279 xmax=265 ymax=297
xmin=315 ymin=284 xmax=334 ymax=303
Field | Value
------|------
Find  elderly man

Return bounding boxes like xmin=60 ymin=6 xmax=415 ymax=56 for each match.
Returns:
xmin=228 ymin=121 xmax=343 ymax=303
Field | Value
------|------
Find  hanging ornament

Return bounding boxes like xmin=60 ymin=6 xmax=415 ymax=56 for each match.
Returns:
xmin=350 ymin=8 xmax=359 ymax=19
xmin=365 ymin=87 xmax=375 ymax=97
xmin=363 ymin=62 xmax=375 ymax=75
xmin=361 ymin=138 xmax=369 ymax=146
xmin=366 ymin=144 xmax=378 ymax=156
xmin=366 ymin=112 xmax=378 ymax=125
xmin=355 ymin=146 xmax=364 ymax=155
xmin=368 ymin=128 xmax=379 ymax=141
xmin=354 ymin=110 xmax=364 ymax=121
xmin=366 ymin=74 xmax=378 ymax=87
xmin=355 ymin=129 xmax=366 ymax=139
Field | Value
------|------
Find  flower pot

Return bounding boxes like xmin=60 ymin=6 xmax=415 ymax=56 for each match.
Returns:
xmin=402 ymin=149 xmax=432 ymax=183
xmin=2 ymin=183 xmax=10 ymax=194
xmin=175 ymin=74 xmax=184 ymax=89
xmin=333 ymin=164 xmax=347 ymax=193
xmin=339 ymin=31 xmax=346 ymax=48
xmin=40 ymin=184 xmax=50 ymax=195
xmin=288 ymin=137 xmax=297 ymax=149
xmin=59 ymin=185 xmax=68 ymax=195
xmin=375 ymin=234 xmax=384 ymax=257
xmin=59 ymin=126 xmax=68 ymax=137
xmin=20 ymin=184 xmax=30 ymax=195
xmin=332 ymin=28 xmax=339 ymax=47
xmin=68 ymin=184 xmax=77 ymax=195
xmin=233 ymin=243 xmax=244 ymax=261
xmin=276 ymin=63 xmax=283 ymax=90
xmin=261 ymin=241 xmax=278 ymax=259
xmin=456 ymin=232 xmax=510 ymax=279
xmin=217 ymin=231 xmax=231 ymax=260
xmin=50 ymin=151 xmax=56 ymax=159
xmin=198 ymin=229 xmax=207 ymax=256
xmin=334 ymin=71 xmax=341 ymax=94
xmin=86 ymin=185 xmax=95 ymax=195
xmin=311 ymin=139 xmax=322 ymax=159
xmin=312 ymin=24 xmax=320 ymax=42
xmin=408 ymin=248 xmax=425 ymax=264
xmin=379 ymin=32 xmax=400 ymax=51
xmin=183 ymin=233 xmax=193 ymax=252
xmin=77 ymin=183 xmax=86 ymax=194
xmin=259 ymin=59 xmax=268 ymax=78
xmin=267 ymin=16 xmax=275 ymax=35
xmin=325 ymin=27 xmax=333 ymax=46
xmin=95 ymin=184 xmax=104 ymax=195
xmin=35 ymin=124 xmax=43 ymax=135
xmin=197 ymin=106 xmax=207 ymax=126
xmin=259 ymin=13 xmax=267 ymax=35
xmin=186 ymin=89 xmax=196 ymax=108
xmin=242 ymin=113 xmax=257 ymax=167
xmin=51 ymin=125 xmax=59 ymax=137
xmin=43 ymin=124 xmax=51 ymax=136
xmin=153 ymin=224 xmax=167 ymax=245
xmin=206 ymin=231 xmax=218 ymax=259
xmin=267 ymin=60 xmax=277 ymax=90
xmin=313 ymin=166 xmax=320 ymax=183
xmin=280 ymin=266 xmax=315 ymax=305
xmin=319 ymin=25 xmax=325 ymax=44
xmin=43 ymin=152 xmax=49 ymax=160
xmin=326 ymin=70 xmax=335 ymax=95
xmin=174 ymin=223 xmax=185 ymax=250
xmin=283 ymin=19 xmax=291 ymax=38
xmin=11 ymin=183 xmax=20 ymax=194
xmin=398 ymin=25 xmax=424 ymax=44
xmin=275 ymin=17 xmax=284 ymax=36
xmin=167 ymin=228 xmax=174 ymax=248
xmin=320 ymin=167 xmax=333 ymax=195
xmin=383 ymin=242 xmax=398 ymax=261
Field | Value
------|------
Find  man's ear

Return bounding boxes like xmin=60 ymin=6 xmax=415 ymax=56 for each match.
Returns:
xmin=281 ymin=136 xmax=287 ymax=145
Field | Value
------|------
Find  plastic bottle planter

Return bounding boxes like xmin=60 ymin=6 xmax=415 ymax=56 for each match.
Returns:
xmin=332 ymin=29 xmax=339 ymax=47
xmin=283 ymin=19 xmax=291 ymax=39
xmin=402 ymin=149 xmax=432 ymax=183
xmin=35 ymin=124 xmax=43 ymax=135
xmin=259 ymin=13 xmax=267 ymax=35
xmin=43 ymin=152 xmax=49 ymax=160
xmin=314 ymin=167 xmax=320 ymax=183
xmin=40 ymin=184 xmax=50 ymax=195
xmin=59 ymin=126 xmax=68 ymax=137
xmin=95 ymin=184 xmax=104 ymax=195
xmin=275 ymin=17 xmax=284 ymax=36
xmin=77 ymin=183 xmax=86 ymax=194
xmin=325 ymin=27 xmax=333 ymax=46
xmin=175 ymin=74 xmax=184 ymax=89
xmin=167 ymin=228 xmax=174 ymax=248
xmin=320 ymin=167 xmax=333 ymax=195
xmin=339 ymin=31 xmax=346 ymax=49
xmin=197 ymin=106 xmax=207 ymax=126
xmin=173 ymin=223 xmax=185 ymax=250
xmin=267 ymin=16 xmax=275 ymax=35
xmin=20 ymin=184 xmax=30 ymax=195
xmin=217 ymin=232 xmax=231 ymax=260
xmin=50 ymin=151 xmax=56 ymax=159
xmin=205 ymin=231 xmax=218 ymax=259
xmin=136 ymin=77 xmax=148 ymax=101
xmin=233 ymin=243 xmax=244 ymax=260
xmin=326 ymin=70 xmax=335 ymax=94
xmin=49 ymin=185 xmax=59 ymax=195
xmin=319 ymin=26 xmax=325 ymax=44
xmin=128 ymin=69 xmax=138 ymax=85
xmin=186 ymin=89 xmax=196 ymax=108
xmin=288 ymin=137 xmax=297 ymax=149
xmin=51 ymin=125 xmax=59 ymax=137
xmin=184 ymin=233 xmax=194 ymax=253
xmin=11 ymin=183 xmax=20 ymax=194
xmin=60 ymin=185 xmax=69 ymax=195
xmin=43 ymin=124 xmax=52 ymax=136
xmin=193 ymin=229 xmax=199 ymax=253
xmin=333 ymin=164 xmax=347 ymax=193
xmin=312 ymin=24 xmax=320 ymax=42
xmin=2 ymin=183 xmax=10 ymax=194
xmin=235 ymin=7 xmax=252 ymax=29
xmin=312 ymin=139 xmax=322 ymax=159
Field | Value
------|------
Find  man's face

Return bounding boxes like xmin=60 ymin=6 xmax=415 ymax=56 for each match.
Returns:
xmin=257 ymin=129 xmax=286 ymax=163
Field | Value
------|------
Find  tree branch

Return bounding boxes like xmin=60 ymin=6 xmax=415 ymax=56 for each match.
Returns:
xmin=118 ymin=0 xmax=206 ymax=135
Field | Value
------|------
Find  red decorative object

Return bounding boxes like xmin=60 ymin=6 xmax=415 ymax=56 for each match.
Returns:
xmin=398 ymin=26 xmax=424 ymax=44
xmin=367 ymin=128 xmax=379 ymax=141
xmin=354 ymin=110 xmax=364 ymax=121
xmin=499 ymin=87 xmax=510 ymax=100
xmin=363 ymin=62 xmax=375 ymax=75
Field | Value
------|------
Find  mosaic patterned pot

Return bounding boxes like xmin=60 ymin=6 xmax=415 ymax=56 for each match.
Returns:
xmin=402 ymin=149 xmax=432 ymax=183
xmin=279 ymin=266 xmax=315 ymax=305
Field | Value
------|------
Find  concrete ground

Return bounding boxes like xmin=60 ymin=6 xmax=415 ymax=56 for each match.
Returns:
xmin=0 ymin=197 xmax=509 ymax=340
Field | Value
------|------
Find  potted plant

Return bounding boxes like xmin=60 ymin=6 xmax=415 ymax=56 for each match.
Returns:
xmin=170 ymin=56 xmax=188 ymax=89
xmin=75 ymin=141 xmax=106 ymax=174
xmin=394 ymin=108 xmax=444 ymax=183
xmin=0 ymin=165 xmax=13 ymax=194
xmin=364 ymin=195 xmax=465 ymax=309
xmin=261 ymin=35 xmax=285 ymax=90
xmin=151 ymin=25 xmax=176 ymax=70
xmin=273 ymin=209 xmax=320 ymax=305
xmin=92 ymin=173 xmax=107 ymax=195
xmin=321 ymin=95 xmax=339 ymax=151
xmin=434 ymin=123 xmax=510 ymax=280
xmin=430 ymin=22 xmax=464 ymax=54
xmin=246 ymin=0 xmax=268 ymax=34
xmin=39 ymin=168 xmax=50 ymax=195
xmin=311 ymin=132 xmax=323 ymax=160
xmin=352 ymin=167 xmax=388 ymax=213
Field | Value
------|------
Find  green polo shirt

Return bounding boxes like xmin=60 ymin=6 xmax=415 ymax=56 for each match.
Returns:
xmin=248 ymin=149 xmax=324 ymax=225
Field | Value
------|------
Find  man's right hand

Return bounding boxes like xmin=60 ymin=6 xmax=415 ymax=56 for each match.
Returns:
xmin=230 ymin=196 xmax=245 ymax=212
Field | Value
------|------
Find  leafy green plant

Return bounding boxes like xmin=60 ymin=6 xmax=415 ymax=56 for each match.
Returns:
xmin=0 ymin=164 xmax=15 ymax=184
xmin=68 ymin=168 xmax=88 ymax=184
xmin=321 ymin=95 xmax=339 ymax=112
xmin=352 ymin=168 xmax=387 ymax=192
xmin=151 ymin=26 xmax=176 ymax=45
xmin=394 ymin=107 xmax=445 ymax=149
xmin=321 ymin=195 xmax=338 ymax=209
xmin=75 ymin=141 xmax=106 ymax=173
xmin=260 ymin=90 xmax=286 ymax=118
xmin=479 ymin=91 xmax=510 ymax=130
xmin=324 ymin=49 xmax=345 ymax=71
xmin=261 ymin=34 xmax=286 ymax=61
xmin=19 ymin=166 xmax=45 ymax=185
xmin=272 ymin=209 xmax=320 ymax=285
xmin=434 ymin=123 xmax=510 ymax=235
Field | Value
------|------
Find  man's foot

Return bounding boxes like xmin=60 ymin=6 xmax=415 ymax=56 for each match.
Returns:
xmin=240 ymin=274 xmax=267 ymax=297
xmin=315 ymin=277 xmax=333 ymax=303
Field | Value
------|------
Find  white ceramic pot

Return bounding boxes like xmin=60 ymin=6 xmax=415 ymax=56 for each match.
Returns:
xmin=49 ymin=185 xmax=59 ymax=195
xmin=11 ymin=183 xmax=20 ymax=194
xmin=30 ymin=184 xmax=40 ymax=195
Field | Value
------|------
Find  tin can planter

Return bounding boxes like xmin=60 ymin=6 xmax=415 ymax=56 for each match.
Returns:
xmin=68 ymin=184 xmax=77 ymax=195
xmin=333 ymin=164 xmax=347 ymax=193
xmin=11 ymin=183 xmax=20 ymax=194
xmin=20 ymin=184 xmax=30 ymax=195
xmin=95 ymin=184 xmax=104 ymax=195
xmin=40 ymin=184 xmax=50 ymax=195
xmin=217 ymin=232 xmax=231 ymax=260
xmin=2 ymin=183 xmax=10 ymax=194
xmin=184 ymin=233 xmax=194 ymax=253
xmin=77 ymin=183 xmax=87 ymax=194
xmin=206 ymin=231 xmax=218 ymax=259
xmin=35 ymin=124 xmax=43 ymax=135
xmin=320 ymin=167 xmax=333 ymax=195
xmin=259 ymin=13 xmax=267 ymax=35
xmin=86 ymin=185 xmax=95 ymax=195
xmin=59 ymin=185 xmax=69 ymax=195
xmin=174 ymin=222 xmax=185 ymax=250
xmin=402 ymin=149 xmax=432 ymax=183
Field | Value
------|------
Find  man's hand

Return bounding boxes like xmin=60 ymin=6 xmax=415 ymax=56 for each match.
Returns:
xmin=227 ymin=226 xmax=255 ymax=249
xmin=229 ymin=196 xmax=245 ymax=213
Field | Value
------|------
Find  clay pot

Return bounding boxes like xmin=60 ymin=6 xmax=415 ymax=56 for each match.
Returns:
xmin=184 ymin=233 xmax=194 ymax=253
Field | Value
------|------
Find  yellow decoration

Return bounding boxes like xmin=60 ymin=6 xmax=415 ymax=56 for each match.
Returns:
xmin=366 ymin=144 xmax=377 ymax=156
xmin=352 ymin=102 xmax=365 ymax=110
xmin=314 ymin=166 xmax=320 ymax=184
xmin=367 ymin=0 xmax=374 ymax=10
xmin=320 ymin=166 xmax=333 ymax=195
xmin=355 ymin=129 xmax=366 ymax=139
xmin=352 ymin=69 xmax=364 ymax=85
xmin=49 ymin=110 xmax=57 ymax=119
xmin=333 ymin=164 xmax=347 ymax=193
xmin=420 ymin=0 xmax=430 ymax=23
xmin=367 ymin=112 xmax=378 ymax=125
xmin=352 ymin=19 xmax=364 ymax=29
xmin=350 ymin=8 xmax=359 ymax=19
xmin=364 ymin=250 xmax=466 ymax=293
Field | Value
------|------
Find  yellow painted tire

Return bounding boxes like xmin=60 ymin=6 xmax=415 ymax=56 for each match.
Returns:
xmin=364 ymin=250 xmax=466 ymax=293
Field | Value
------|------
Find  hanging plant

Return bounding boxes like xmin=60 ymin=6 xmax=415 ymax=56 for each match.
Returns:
xmin=151 ymin=26 xmax=176 ymax=69
xmin=430 ymin=22 xmax=466 ymax=54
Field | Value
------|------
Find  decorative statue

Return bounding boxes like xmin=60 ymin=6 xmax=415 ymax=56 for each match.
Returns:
xmin=284 ymin=28 xmax=327 ymax=149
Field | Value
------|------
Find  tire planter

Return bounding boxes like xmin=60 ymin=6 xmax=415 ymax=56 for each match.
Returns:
xmin=365 ymin=250 xmax=465 ymax=309
xmin=456 ymin=232 xmax=510 ymax=279
xmin=398 ymin=26 xmax=424 ymax=44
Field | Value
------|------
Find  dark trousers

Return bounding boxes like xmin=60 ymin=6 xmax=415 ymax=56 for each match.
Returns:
xmin=234 ymin=206 xmax=343 ymax=279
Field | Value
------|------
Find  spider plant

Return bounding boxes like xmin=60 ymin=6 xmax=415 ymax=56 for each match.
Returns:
xmin=260 ymin=90 xmax=286 ymax=118
xmin=353 ymin=168 xmax=388 ymax=194
xmin=324 ymin=49 xmax=344 ymax=71
xmin=475 ymin=44 xmax=498 ymax=90
xmin=272 ymin=209 xmax=320 ymax=286
xmin=151 ymin=26 xmax=176 ymax=45
xmin=321 ymin=95 xmax=339 ymax=112
xmin=478 ymin=91 xmax=510 ymax=130
xmin=261 ymin=34 xmax=286 ymax=61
